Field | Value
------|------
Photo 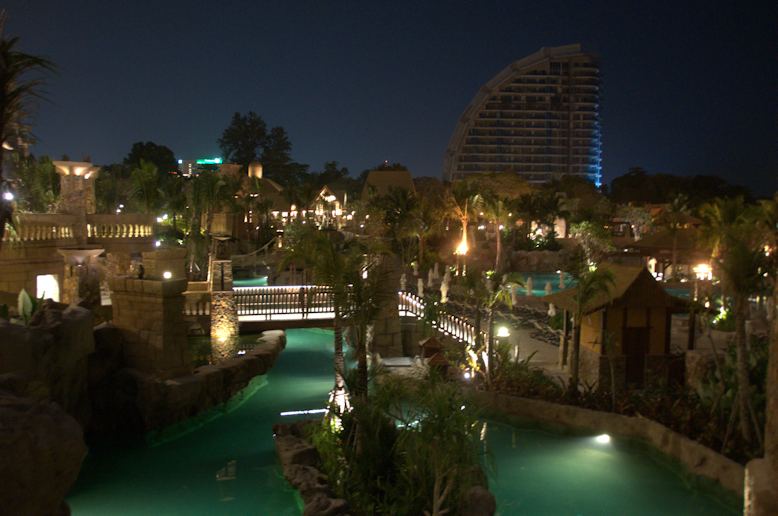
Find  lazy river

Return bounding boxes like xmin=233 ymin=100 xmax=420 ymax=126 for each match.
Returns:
xmin=68 ymin=329 xmax=738 ymax=515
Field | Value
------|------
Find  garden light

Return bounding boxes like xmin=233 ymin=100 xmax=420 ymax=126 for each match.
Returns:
xmin=693 ymin=263 xmax=712 ymax=281
xmin=497 ymin=326 xmax=510 ymax=338
xmin=2 ymin=191 xmax=14 ymax=201
xmin=162 ymin=271 xmax=172 ymax=279
xmin=595 ymin=434 xmax=611 ymax=444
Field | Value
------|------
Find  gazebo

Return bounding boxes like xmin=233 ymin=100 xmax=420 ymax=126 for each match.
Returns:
xmin=544 ymin=263 xmax=688 ymax=389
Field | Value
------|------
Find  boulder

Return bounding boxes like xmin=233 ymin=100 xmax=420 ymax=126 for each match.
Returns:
xmin=275 ymin=434 xmax=319 ymax=467
xmin=0 ymin=393 xmax=86 ymax=516
xmin=461 ymin=485 xmax=497 ymax=516
xmin=303 ymin=493 xmax=349 ymax=516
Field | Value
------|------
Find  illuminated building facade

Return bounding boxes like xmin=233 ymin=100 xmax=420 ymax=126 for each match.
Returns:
xmin=443 ymin=44 xmax=602 ymax=186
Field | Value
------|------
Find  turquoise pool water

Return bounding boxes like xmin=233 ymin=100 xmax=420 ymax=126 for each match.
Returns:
xmin=233 ymin=276 xmax=268 ymax=287
xmin=68 ymin=329 xmax=738 ymax=515
xmin=517 ymin=272 xmax=691 ymax=299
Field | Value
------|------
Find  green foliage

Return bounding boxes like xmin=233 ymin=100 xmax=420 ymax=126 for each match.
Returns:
xmin=569 ymin=221 xmax=614 ymax=266
xmin=610 ymin=167 xmax=752 ymax=206
xmin=129 ymin=159 xmax=162 ymax=213
xmin=311 ymin=374 xmax=485 ymax=515
xmin=12 ymin=155 xmax=59 ymax=212
xmin=218 ymin=111 xmax=267 ymax=167
xmin=123 ymin=141 xmax=176 ymax=174
xmin=15 ymin=288 xmax=44 ymax=325
xmin=0 ymin=26 xmax=55 ymax=243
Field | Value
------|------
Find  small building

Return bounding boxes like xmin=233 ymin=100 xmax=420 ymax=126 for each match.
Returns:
xmin=544 ymin=263 xmax=687 ymax=389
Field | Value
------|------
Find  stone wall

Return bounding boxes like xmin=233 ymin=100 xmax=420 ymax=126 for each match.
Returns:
xmin=93 ymin=330 xmax=286 ymax=435
xmin=109 ymin=277 xmax=191 ymax=378
xmin=0 ymin=304 xmax=95 ymax=426
xmin=471 ymin=390 xmax=745 ymax=496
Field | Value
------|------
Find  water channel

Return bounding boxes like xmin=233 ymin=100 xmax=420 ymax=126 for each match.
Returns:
xmin=68 ymin=328 xmax=738 ymax=515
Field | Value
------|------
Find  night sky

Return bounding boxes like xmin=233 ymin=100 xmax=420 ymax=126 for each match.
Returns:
xmin=5 ymin=0 xmax=777 ymax=194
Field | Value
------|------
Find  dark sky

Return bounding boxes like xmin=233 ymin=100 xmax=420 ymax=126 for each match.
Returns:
xmin=6 ymin=0 xmax=777 ymax=194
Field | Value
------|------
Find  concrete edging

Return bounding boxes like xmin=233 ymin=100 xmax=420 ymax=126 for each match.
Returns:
xmin=471 ymin=390 xmax=745 ymax=497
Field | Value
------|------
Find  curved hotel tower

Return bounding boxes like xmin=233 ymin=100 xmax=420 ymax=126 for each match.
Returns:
xmin=443 ymin=44 xmax=602 ymax=186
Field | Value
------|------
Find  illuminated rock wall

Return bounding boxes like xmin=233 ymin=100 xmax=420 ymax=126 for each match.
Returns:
xmin=110 ymin=277 xmax=191 ymax=378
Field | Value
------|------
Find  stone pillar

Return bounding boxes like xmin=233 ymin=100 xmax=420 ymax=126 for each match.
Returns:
xmin=210 ymin=259 xmax=238 ymax=361
xmin=141 ymin=248 xmax=187 ymax=280
xmin=372 ymin=255 xmax=403 ymax=357
xmin=53 ymin=161 xmax=99 ymax=245
xmin=58 ymin=247 xmax=104 ymax=306
xmin=109 ymin=276 xmax=191 ymax=378
xmin=744 ymin=292 xmax=778 ymax=515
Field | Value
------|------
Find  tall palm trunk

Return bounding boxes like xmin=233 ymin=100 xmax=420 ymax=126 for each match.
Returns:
xmin=418 ymin=234 xmax=425 ymax=266
xmin=671 ymin=230 xmax=678 ymax=280
xmin=333 ymin=310 xmax=346 ymax=391
xmin=569 ymin=316 xmax=581 ymax=397
xmin=487 ymin=306 xmax=495 ymax=384
xmin=356 ymin=321 xmax=369 ymax=401
xmin=495 ymin=226 xmax=502 ymax=273
xmin=734 ymin=295 xmax=753 ymax=443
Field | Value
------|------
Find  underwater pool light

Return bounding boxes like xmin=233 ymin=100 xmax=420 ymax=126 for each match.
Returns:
xmin=595 ymin=434 xmax=611 ymax=444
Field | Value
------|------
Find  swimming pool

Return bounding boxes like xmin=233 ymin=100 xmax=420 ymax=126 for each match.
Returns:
xmin=67 ymin=329 xmax=738 ymax=515
xmin=233 ymin=276 xmax=268 ymax=287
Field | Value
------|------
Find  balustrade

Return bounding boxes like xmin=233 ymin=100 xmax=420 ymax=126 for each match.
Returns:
xmin=1 ymin=214 xmax=76 ymax=243
xmin=86 ymin=214 xmax=154 ymax=240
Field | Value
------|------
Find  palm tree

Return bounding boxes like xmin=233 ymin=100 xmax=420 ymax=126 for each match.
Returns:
xmin=282 ymin=224 xmax=356 ymax=414
xmin=658 ymin=194 xmax=689 ymax=280
xmin=700 ymin=197 xmax=767 ymax=446
xmin=415 ymin=192 xmax=443 ymax=268
xmin=0 ymin=17 xmax=54 ymax=244
xmin=375 ymin=186 xmax=419 ymax=267
xmin=483 ymin=272 xmax=523 ymax=384
xmin=482 ymin=193 xmax=511 ymax=273
xmin=568 ymin=267 xmax=615 ymax=397
xmin=445 ymin=180 xmax=482 ymax=258
xmin=342 ymin=253 xmax=393 ymax=400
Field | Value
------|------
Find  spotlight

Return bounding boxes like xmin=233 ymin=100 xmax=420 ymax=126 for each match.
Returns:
xmin=595 ymin=434 xmax=611 ymax=444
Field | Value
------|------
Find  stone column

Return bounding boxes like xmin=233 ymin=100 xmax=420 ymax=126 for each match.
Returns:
xmin=372 ymin=255 xmax=403 ymax=357
xmin=744 ymin=292 xmax=778 ymax=515
xmin=109 ymin=276 xmax=191 ymax=378
xmin=210 ymin=259 xmax=238 ymax=361
xmin=58 ymin=247 xmax=104 ymax=306
xmin=53 ymin=161 xmax=99 ymax=246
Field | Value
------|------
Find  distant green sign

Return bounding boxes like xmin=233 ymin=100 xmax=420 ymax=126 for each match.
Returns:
xmin=196 ymin=157 xmax=223 ymax=165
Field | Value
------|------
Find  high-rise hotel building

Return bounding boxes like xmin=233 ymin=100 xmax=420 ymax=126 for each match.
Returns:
xmin=443 ymin=44 xmax=602 ymax=186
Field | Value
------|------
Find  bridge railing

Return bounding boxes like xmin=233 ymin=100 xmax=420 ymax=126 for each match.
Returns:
xmin=398 ymin=291 xmax=484 ymax=348
xmin=234 ymin=285 xmax=334 ymax=321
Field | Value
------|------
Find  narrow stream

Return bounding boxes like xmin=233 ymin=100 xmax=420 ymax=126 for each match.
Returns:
xmin=68 ymin=328 xmax=738 ymax=515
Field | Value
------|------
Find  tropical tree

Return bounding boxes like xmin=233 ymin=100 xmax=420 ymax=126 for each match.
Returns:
xmin=568 ymin=267 xmax=615 ymax=397
xmin=482 ymin=193 xmax=511 ymax=273
xmin=124 ymin=141 xmax=176 ymax=175
xmin=12 ymin=154 xmax=58 ymax=212
xmin=700 ymin=197 xmax=768 ymax=446
xmin=217 ymin=111 xmax=267 ymax=168
xmin=0 ymin=18 xmax=54 ymax=243
xmin=445 ymin=180 xmax=482 ymax=258
xmin=342 ymin=253 xmax=393 ymax=400
xmin=282 ymin=224 xmax=359 ymax=414
xmin=414 ymin=191 xmax=444 ymax=268
xmin=129 ymin=159 xmax=161 ymax=214
xmin=459 ymin=269 xmax=523 ymax=385
xmin=569 ymin=220 xmax=614 ymax=266
xmin=658 ymin=194 xmax=690 ymax=280
xmin=483 ymin=272 xmax=523 ymax=384
xmin=374 ymin=186 xmax=419 ymax=267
